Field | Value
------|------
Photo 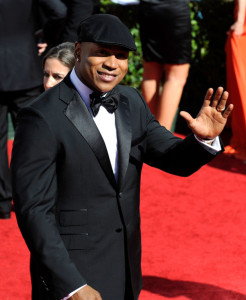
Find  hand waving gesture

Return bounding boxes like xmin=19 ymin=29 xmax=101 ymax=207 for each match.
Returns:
xmin=180 ymin=87 xmax=233 ymax=139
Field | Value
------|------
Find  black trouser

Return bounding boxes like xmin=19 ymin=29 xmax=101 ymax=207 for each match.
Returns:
xmin=124 ymin=281 xmax=134 ymax=300
xmin=124 ymin=252 xmax=135 ymax=300
xmin=0 ymin=85 xmax=42 ymax=213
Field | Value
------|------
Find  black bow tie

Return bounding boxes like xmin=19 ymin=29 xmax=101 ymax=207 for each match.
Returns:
xmin=89 ymin=90 xmax=120 ymax=117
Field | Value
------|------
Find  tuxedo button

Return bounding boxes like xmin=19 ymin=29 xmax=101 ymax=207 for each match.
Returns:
xmin=115 ymin=228 xmax=122 ymax=233
xmin=118 ymin=192 xmax=122 ymax=198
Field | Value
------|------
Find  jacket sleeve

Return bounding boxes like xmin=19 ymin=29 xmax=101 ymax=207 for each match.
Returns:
xmin=133 ymin=88 xmax=223 ymax=176
xmin=11 ymin=107 xmax=86 ymax=299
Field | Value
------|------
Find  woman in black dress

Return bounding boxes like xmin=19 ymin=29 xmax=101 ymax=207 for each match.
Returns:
xmin=139 ymin=0 xmax=191 ymax=130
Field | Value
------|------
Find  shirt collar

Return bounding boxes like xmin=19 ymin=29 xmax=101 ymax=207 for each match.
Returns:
xmin=70 ymin=68 xmax=93 ymax=109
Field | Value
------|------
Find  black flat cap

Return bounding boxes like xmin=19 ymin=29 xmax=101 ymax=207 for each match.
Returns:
xmin=77 ymin=14 xmax=137 ymax=51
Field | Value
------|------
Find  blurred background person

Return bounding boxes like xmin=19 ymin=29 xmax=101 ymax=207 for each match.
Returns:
xmin=60 ymin=0 xmax=95 ymax=43
xmin=36 ymin=0 xmax=67 ymax=56
xmin=0 ymin=0 xmax=66 ymax=219
xmin=42 ymin=42 xmax=75 ymax=90
xmin=139 ymin=0 xmax=191 ymax=131
xmin=225 ymin=0 xmax=246 ymax=161
xmin=39 ymin=0 xmax=95 ymax=50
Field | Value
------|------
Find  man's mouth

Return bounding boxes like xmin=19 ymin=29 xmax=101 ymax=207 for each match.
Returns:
xmin=98 ymin=71 xmax=117 ymax=82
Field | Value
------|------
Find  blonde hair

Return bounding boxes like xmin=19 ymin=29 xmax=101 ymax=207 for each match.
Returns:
xmin=43 ymin=42 xmax=75 ymax=70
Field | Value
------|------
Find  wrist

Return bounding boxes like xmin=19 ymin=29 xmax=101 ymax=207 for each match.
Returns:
xmin=236 ymin=19 xmax=244 ymax=24
xmin=195 ymin=135 xmax=216 ymax=145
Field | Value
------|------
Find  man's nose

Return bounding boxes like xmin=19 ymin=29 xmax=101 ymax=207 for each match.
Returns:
xmin=104 ymin=55 xmax=118 ymax=69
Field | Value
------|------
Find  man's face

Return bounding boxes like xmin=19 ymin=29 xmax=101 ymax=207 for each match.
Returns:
xmin=74 ymin=42 xmax=129 ymax=93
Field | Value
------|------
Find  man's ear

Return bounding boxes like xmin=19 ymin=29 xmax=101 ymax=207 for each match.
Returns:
xmin=74 ymin=42 xmax=81 ymax=62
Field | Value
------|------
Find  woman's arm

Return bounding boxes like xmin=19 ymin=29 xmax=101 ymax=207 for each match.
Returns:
xmin=230 ymin=0 xmax=246 ymax=36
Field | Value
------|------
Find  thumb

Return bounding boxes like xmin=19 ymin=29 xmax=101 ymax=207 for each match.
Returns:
xmin=180 ymin=111 xmax=193 ymax=124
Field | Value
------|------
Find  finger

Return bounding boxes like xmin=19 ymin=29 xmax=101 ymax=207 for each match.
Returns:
xmin=211 ymin=87 xmax=224 ymax=108
xmin=217 ymin=90 xmax=229 ymax=111
xmin=180 ymin=111 xmax=193 ymax=124
xmin=222 ymin=103 xmax=234 ymax=119
xmin=203 ymin=88 xmax=214 ymax=107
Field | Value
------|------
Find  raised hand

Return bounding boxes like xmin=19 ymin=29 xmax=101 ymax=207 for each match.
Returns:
xmin=180 ymin=87 xmax=233 ymax=139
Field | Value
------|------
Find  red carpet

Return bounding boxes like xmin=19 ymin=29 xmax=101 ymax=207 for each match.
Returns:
xmin=1 ymin=139 xmax=246 ymax=299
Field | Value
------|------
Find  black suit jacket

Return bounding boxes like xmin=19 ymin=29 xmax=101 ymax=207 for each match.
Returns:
xmin=0 ymin=0 xmax=66 ymax=92
xmin=40 ymin=0 xmax=95 ymax=47
xmin=60 ymin=0 xmax=95 ymax=43
xmin=11 ymin=76 xmax=221 ymax=300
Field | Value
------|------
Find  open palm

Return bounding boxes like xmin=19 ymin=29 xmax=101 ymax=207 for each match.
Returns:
xmin=180 ymin=87 xmax=234 ymax=139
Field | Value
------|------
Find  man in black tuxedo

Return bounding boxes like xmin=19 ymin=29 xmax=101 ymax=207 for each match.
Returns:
xmin=11 ymin=14 xmax=233 ymax=300
xmin=0 ymin=0 xmax=66 ymax=219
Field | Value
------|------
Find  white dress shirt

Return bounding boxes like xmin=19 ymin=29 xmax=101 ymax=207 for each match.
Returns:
xmin=70 ymin=68 xmax=118 ymax=179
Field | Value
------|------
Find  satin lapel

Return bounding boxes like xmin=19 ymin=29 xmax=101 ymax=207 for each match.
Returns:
xmin=61 ymin=80 xmax=117 ymax=189
xmin=115 ymin=93 xmax=132 ymax=189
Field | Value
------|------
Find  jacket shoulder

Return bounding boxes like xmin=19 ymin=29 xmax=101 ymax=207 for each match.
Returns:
xmin=116 ymin=85 xmax=149 ymax=109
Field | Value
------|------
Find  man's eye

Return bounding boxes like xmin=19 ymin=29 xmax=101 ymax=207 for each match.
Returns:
xmin=117 ymin=54 xmax=128 ymax=60
xmin=43 ymin=72 xmax=49 ymax=78
xmin=98 ymin=49 xmax=108 ymax=56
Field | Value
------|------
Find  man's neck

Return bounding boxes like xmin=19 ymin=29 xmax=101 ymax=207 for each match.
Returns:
xmin=70 ymin=68 xmax=93 ymax=108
